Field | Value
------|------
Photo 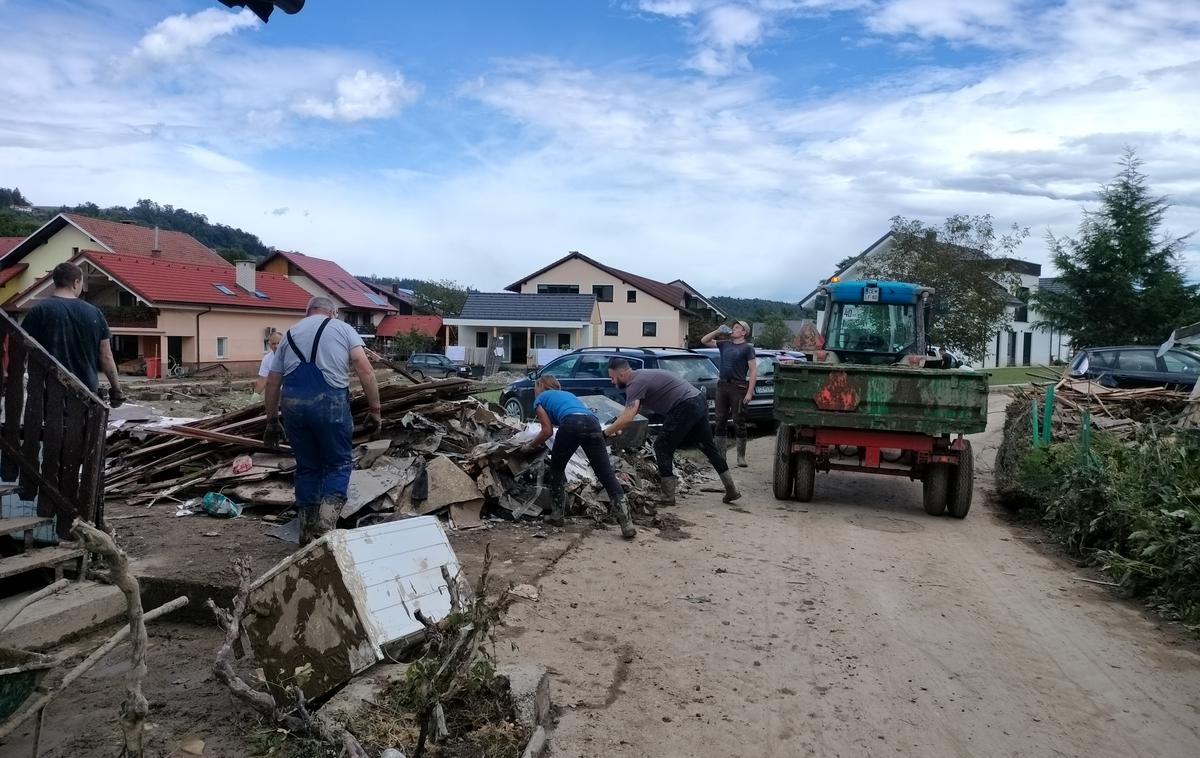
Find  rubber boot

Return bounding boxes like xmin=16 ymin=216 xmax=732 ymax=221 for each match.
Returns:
xmin=317 ymin=494 xmax=346 ymax=537
xmin=611 ymin=495 xmax=637 ymax=539
xmin=714 ymin=436 xmax=728 ymax=463
xmin=720 ymin=471 xmax=742 ymax=503
xmin=659 ymin=475 xmax=678 ymax=506
xmin=297 ymin=507 xmax=320 ymax=547
xmin=545 ymin=470 xmax=566 ymax=527
xmin=736 ymin=438 xmax=748 ymax=468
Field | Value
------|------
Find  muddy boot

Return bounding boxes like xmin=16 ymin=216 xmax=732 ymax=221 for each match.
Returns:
xmin=736 ymin=438 xmax=748 ymax=468
xmin=545 ymin=471 xmax=566 ymax=527
xmin=658 ymin=475 xmax=678 ymax=506
xmin=317 ymin=494 xmax=346 ymax=536
xmin=297 ymin=507 xmax=320 ymax=547
xmin=720 ymin=471 xmax=742 ymax=503
xmin=714 ymin=436 xmax=728 ymax=463
xmin=611 ymin=495 xmax=637 ymax=539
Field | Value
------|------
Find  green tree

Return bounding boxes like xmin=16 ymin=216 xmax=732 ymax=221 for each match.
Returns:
xmin=1033 ymin=151 xmax=1198 ymax=347
xmin=757 ymin=312 xmax=791 ymax=349
xmin=0 ymin=210 xmax=40 ymax=238
xmin=411 ymin=279 xmax=473 ymax=317
xmin=857 ymin=214 xmax=1029 ymax=362
xmin=392 ymin=327 xmax=435 ymax=357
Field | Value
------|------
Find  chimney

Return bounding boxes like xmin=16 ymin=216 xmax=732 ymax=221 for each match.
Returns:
xmin=151 ymin=226 xmax=161 ymax=257
xmin=236 ymin=260 xmax=256 ymax=292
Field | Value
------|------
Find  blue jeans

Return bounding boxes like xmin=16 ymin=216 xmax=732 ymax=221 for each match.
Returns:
xmin=281 ymin=369 xmax=353 ymax=511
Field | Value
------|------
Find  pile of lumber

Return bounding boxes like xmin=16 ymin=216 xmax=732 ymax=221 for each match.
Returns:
xmin=1018 ymin=377 xmax=1192 ymax=441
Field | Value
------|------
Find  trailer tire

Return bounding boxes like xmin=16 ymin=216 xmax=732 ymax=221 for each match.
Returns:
xmin=794 ymin=454 xmax=816 ymax=503
xmin=946 ymin=443 xmax=973 ymax=519
xmin=773 ymin=425 xmax=795 ymax=500
xmin=922 ymin=464 xmax=949 ymax=516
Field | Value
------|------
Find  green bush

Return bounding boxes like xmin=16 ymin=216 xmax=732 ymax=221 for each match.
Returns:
xmin=1015 ymin=427 xmax=1200 ymax=629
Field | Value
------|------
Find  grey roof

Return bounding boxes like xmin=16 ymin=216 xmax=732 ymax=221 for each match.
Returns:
xmin=457 ymin=292 xmax=596 ymax=322
xmin=1038 ymin=277 xmax=1069 ymax=295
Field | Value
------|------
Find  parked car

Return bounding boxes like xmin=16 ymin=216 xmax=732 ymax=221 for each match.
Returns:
xmin=406 ymin=353 xmax=473 ymax=380
xmin=696 ymin=348 xmax=803 ymax=425
xmin=1068 ymin=345 xmax=1200 ymax=390
xmin=498 ymin=347 xmax=719 ymax=422
xmin=926 ymin=345 xmax=973 ymax=369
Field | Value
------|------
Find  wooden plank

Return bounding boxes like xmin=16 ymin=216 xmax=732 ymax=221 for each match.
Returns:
xmin=0 ymin=516 xmax=52 ymax=537
xmin=149 ymin=425 xmax=290 ymax=450
xmin=17 ymin=359 xmax=46 ymax=501
xmin=77 ymin=403 xmax=108 ymax=522
xmin=0 ymin=546 xmax=84 ymax=580
xmin=1 ymin=330 xmax=26 ymax=481
xmin=38 ymin=380 xmax=66 ymax=522
xmin=57 ymin=392 xmax=89 ymax=506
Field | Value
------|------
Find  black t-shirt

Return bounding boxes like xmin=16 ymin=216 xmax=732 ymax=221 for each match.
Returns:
xmin=717 ymin=340 xmax=755 ymax=383
xmin=22 ymin=297 xmax=111 ymax=392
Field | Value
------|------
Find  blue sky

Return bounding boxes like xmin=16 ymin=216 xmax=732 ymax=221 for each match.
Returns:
xmin=2 ymin=0 xmax=1198 ymax=297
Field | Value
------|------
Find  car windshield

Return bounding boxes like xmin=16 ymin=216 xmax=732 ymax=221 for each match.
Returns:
xmin=827 ymin=302 xmax=916 ymax=353
xmin=657 ymin=356 xmax=719 ymax=382
xmin=755 ymin=356 xmax=776 ymax=377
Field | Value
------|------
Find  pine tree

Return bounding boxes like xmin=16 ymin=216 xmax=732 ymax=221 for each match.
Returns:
xmin=1034 ymin=150 xmax=1198 ymax=347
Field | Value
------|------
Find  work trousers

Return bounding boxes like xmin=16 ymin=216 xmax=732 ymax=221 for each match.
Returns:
xmin=714 ymin=380 xmax=749 ymax=439
xmin=550 ymin=414 xmax=624 ymax=504
xmin=281 ymin=383 xmax=353 ymax=510
xmin=655 ymin=394 xmax=727 ymax=478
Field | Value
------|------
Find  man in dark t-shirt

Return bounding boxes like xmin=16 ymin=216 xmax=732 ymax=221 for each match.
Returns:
xmin=22 ymin=262 xmax=124 ymax=404
xmin=701 ymin=320 xmax=758 ymax=467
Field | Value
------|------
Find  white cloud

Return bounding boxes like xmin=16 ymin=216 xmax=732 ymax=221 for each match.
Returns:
xmin=865 ymin=0 xmax=1028 ymax=45
xmin=130 ymin=8 xmax=258 ymax=64
xmin=292 ymin=70 xmax=421 ymax=122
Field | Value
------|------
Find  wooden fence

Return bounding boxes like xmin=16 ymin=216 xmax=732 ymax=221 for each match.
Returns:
xmin=0 ymin=310 xmax=108 ymax=538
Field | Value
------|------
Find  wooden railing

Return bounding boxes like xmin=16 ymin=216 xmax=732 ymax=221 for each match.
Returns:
xmin=0 ymin=311 xmax=108 ymax=538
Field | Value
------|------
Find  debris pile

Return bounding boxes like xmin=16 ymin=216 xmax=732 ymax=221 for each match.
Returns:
xmin=1018 ymin=378 xmax=1191 ymax=442
xmin=104 ymin=377 xmax=712 ymax=533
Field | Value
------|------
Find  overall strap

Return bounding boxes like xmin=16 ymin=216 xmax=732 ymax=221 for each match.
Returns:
xmin=286 ymin=330 xmax=307 ymax=363
xmin=309 ymin=317 xmax=332 ymax=364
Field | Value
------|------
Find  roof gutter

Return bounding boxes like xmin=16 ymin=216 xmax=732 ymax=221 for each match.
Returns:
xmin=196 ymin=305 xmax=212 ymax=365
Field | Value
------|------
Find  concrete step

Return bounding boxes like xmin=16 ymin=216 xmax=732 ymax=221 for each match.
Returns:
xmin=0 ymin=515 xmax=53 ymax=538
xmin=0 ymin=546 xmax=84 ymax=580
xmin=0 ymin=580 xmax=126 ymax=650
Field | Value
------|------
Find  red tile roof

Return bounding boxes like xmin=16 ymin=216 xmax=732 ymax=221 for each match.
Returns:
xmin=505 ymin=251 xmax=686 ymax=311
xmin=64 ymin=214 xmax=230 ymax=267
xmin=0 ymin=237 xmax=25 ymax=255
xmin=79 ymin=251 xmax=310 ymax=310
xmin=261 ymin=251 xmax=394 ymax=311
xmin=376 ymin=315 xmax=442 ymax=338
xmin=0 ymin=262 xmax=28 ymax=286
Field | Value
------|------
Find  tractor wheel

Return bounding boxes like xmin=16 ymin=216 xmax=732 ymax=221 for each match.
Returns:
xmin=772 ymin=425 xmax=795 ymax=500
xmin=946 ymin=442 xmax=974 ymax=519
xmin=794 ymin=454 xmax=816 ymax=503
xmin=922 ymin=464 xmax=949 ymax=516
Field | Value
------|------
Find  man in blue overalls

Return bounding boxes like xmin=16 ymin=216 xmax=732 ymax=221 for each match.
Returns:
xmin=263 ymin=297 xmax=383 ymax=546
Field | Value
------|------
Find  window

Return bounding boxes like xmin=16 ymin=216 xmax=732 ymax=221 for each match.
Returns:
xmin=642 ymin=321 xmax=657 ymax=337
xmin=533 ymin=333 xmax=547 ymax=349
xmin=537 ymin=284 xmax=580 ymax=294
xmin=1116 ymin=349 xmax=1158 ymax=372
xmin=366 ymin=293 xmax=389 ymax=306
xmin=658 ymin=356 xmax=719 ymax=382
xmin=604 ymin=321 xmax=619 ymax=336
xmin=558 ymin=333 xmax=572 ymax=350
xmin=593 ymin=285 xmax=614 ymax=302
xmin=1091 ymin=350 xmax=1117 ymax=368
xmin=754 ymin=356 xmax=776 ymax=378
xmin=213 ymin=284 xmax=235 ymax=296
xmin=253 ymin=290 xmax=269 ymax=300
xmin=540 ymin=356 xmax=579 ymax=378
xmin=826 ymin=302 xmax=915 ymax=353
xmin=118 ymin=291 xmax=136 ymax=307
xmin=1163 ymin=350 xmax=1200 ymax=374
xmin=475 ymin=332 xmax=489 ymax=348
xmin=627 ymin=290 xmax=637 ymax=303
xmin=216 ymin=337 xmax=229 ymax=359
xmin=575 ymin=355 xmax=610 ymax=378
xmin=1013 ymin=287 xmax=1030 ymax=323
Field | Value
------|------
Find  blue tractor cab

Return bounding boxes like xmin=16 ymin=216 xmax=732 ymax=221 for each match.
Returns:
xmin=816 ymin=279 xmax=934 ymax=365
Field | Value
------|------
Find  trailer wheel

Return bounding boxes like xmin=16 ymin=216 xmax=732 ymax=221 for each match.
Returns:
xmin=773 ymin=425 xmax=795 ymax=500
xmin=794 ymin=454 xmax=816 ymax=502
xmin=946 ymin=442 xmax=973 ymax=519
xmin=922 ymin=464 xmax=949 ymax=516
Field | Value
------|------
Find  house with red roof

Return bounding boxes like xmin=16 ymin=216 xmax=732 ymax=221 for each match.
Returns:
xmin=258 ymin=251 xmax=396 ymax=338
xmin=8 ymin=236 xmax=311 ymax=375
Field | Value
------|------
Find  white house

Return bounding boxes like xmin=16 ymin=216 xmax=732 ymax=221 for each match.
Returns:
xmin=799 ymin=232 xmax=1072 ymax=368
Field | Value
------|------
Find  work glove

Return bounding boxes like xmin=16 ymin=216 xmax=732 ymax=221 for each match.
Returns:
xmin=109 ymin=389 xmax=125 ymax=409
xmin=363 ymin=412 xmax=383 ymax=439
xmin=263 ymin=418 xmax=283 ymax=448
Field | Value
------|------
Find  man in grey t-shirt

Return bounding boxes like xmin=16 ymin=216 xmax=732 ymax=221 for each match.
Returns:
xmin=702 ymin=320 xmax=758 ymax=467
xmin=603 ymin=358 xmax=740 ymax=505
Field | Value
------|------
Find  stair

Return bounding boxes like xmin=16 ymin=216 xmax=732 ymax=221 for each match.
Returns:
xmin=0 ymin=546 xmax=85 ymax=581
xmin=0 ymin=515 xmax=53 ymax=549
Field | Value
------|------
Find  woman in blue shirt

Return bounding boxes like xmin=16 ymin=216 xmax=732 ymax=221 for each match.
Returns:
xmin=526 ymin=375 xmax=636 ymax=539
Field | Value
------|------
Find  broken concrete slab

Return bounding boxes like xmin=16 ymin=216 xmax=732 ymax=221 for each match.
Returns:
xmin=497 ymin=664 xmax=552 ymax=732
xmin=0 ymin=580 xmax=126 ymax=651
xmin=397 ymin=455 xmax=482 ymax=515
xmin=449 ymin=499 xmax=484 ymax=529
xmin=342 ymin=468 xmax=405 ymax=520
xmin=229 ymin=480 xmax=294 ymax=507
xmin=318 ymin=662 xmax=411 ymax=725
xmin=245 ymin=517 xmax=467 ymax=701
xmin=356 ymin=439 xmax=393 ymax=469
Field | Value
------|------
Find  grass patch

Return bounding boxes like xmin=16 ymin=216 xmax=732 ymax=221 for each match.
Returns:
xmin=987 ymin=365 xmax=1057 ymax=385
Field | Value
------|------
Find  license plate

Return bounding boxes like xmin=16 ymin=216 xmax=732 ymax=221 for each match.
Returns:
xmin=863 ymin=286 xmax=880 ymax=302
xmin=708 ymin=400 xmax=715 ymax=409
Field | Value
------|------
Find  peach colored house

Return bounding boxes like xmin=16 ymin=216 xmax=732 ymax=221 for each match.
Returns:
xmin=12 ymin=252 xmax=311 ymax=376
xmin=258 ymin=251 xmax=396 ymax=338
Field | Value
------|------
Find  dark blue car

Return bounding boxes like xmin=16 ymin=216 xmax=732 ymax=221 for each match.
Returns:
xmin=498 ymin=347 xmax=719 ymax=422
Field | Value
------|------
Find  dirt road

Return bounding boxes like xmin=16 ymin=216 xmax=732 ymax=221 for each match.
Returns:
xmin=498 ymin=393 xmax=1200 ymax=757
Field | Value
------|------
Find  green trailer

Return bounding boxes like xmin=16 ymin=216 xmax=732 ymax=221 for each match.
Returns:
xmin=774 ymin=279 xmax=989 ymax=517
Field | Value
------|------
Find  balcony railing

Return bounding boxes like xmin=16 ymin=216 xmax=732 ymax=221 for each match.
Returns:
xmin=101 ymin=304 xmax=159 ymax=329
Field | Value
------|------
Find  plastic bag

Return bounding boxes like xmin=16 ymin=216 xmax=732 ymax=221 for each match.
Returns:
xmin=202 ymin=492 xmax=243 ymax=518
